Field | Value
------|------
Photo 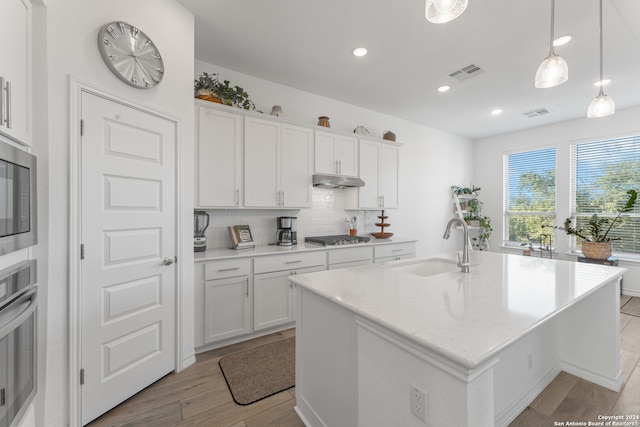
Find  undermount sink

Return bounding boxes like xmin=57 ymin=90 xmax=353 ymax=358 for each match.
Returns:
xmin=389 ymin=258 xmax=463 ymax=277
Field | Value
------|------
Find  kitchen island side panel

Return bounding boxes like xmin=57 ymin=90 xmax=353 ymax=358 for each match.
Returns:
xmin=294 ymin=287 xmax=357 ymax=427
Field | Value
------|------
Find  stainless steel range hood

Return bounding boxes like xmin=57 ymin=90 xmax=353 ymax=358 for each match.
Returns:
xmin=312 ymin=174 xmax=365 ymax=188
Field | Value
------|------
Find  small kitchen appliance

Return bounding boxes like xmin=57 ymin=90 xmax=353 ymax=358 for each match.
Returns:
xmin=276 ymin=216 xmax=297 ymax=246
xmin=194 ymin=211 xmax=210 ymax=252
xmin=305 ymin=235 xmax=370 ymax=246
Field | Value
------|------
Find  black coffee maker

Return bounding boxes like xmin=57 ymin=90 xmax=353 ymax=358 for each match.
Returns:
xmin=276 ymin=216 xmax=297 ymax=246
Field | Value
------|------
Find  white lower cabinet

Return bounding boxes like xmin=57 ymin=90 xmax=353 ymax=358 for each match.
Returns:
xmin=374 ymin=242 xmax=416 ymax=263
xmin=254 ymin=265 xmax=324 ymax=330
xmin=328 ymin=246 xmax=373 ymax=269
xmin=202 ymin=258 xmax=252 ymax=344
xmin=197 ymin=243 xmax=415 ymax=349
xmin=204 ymin=276 xmax=251 ymax=342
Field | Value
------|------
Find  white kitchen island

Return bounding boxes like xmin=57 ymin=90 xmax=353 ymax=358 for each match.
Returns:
xmin=289 ymin=251 xmax=626 ymax=427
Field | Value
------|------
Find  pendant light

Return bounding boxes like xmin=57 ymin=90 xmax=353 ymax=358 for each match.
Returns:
xmin=535 ymin=0 xmax=569 ymax=88
xmin=587 ymin=0 xmax=615 ymax=118
xmin=425 ymin=0 xmax=468 ymax=24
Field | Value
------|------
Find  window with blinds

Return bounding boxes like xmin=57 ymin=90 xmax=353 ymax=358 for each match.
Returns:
xmin=571 ymin=136 xmax=640 ymax=255
xmin=504 ymin=147 xmax=556 ymax=245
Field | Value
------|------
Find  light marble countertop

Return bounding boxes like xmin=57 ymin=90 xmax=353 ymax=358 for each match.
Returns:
xmin=193 ymin=237 xmax=418 ymax=262
xmin=289 ymin=250 xmax=627 ymax=369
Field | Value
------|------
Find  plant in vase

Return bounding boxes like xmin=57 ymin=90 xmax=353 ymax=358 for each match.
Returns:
xmin=462 ymin=198 xmax=493 ymax=251
xmin=194 ymin=72 xmax=258 ymax=110
xmin=556 ymin=189 xmax=637 ymax=259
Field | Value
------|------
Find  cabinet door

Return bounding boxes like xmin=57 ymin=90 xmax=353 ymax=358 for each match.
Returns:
xmin=379 ymin=144 xmax=399 ymax=209
xmin=204 ymin=276 xmax=251 ymax=343
xmin=254 ymin=270 xmax=294 ymax=331
xmin=254 ymin=265 xmax=324 ymax=331
xmin=280 ymin=124 xmax=312 ymax=207
xmin=196 ymin=107 xmax=243 ymax=207
xmin=358 ymin=140 xmax=381 ymax=208
xmin=0 ymin=0 xmax=31 ymax=144
xmin=244 ymin=117 xmax=279 ymax=207
xmin=314 ymin=131 xmax=338 ymax=175
xmin=335 ymin=136 xmax=358 ymax=177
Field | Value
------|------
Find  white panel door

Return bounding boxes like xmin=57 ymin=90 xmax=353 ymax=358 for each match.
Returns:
xmin=80 ymin=92 xmax=176 ymax=425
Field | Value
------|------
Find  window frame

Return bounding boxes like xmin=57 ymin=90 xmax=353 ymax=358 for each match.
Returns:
xmin=569 ymin=135 xmax=640 ymax=258
xmin=503 ymin=146 xmax=557 ymax=248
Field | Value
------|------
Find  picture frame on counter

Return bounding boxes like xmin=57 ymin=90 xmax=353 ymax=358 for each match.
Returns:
xmin=228 ymin=225 xmax=255 ymax=249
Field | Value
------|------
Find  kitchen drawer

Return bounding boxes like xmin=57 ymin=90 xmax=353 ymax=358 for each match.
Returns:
xmin=374 ymin=243 xmax=415 ymax=259
xmin=204 ymin=258 xmax=252 ymax=280
xmin=328 ymin=246 xmax=373 ymax=265
xmin=254 ymin=251 xmax=326 ymax=274
xmin=328 ymin=259 xmax=372 ymax=270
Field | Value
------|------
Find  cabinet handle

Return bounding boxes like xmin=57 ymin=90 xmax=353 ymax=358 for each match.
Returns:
xmin=392 ymin=249 xmax=403 ymax=252
xmin=4 ymin=80 xmax=10 ymax=129
xmin=218 ymin=267 xmax=240 ymax=272
xmin=285 ymin=260 xmax=302 ymax=264
xmin=381 ymin=195 xmax=385 ymax=207
xmin=235 ymin=189 xmax=240 ymax=206
xmin=338 ymin=160 xmax=342 ymax=174
xmin=335 ymin=160 xmax=339 ymax=174
xmin=245 ymin=278 xmax=249 ymax=297
xmin=0 ymin=77 xmax=5 ymax=127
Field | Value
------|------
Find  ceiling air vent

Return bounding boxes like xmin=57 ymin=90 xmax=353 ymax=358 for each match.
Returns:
xmin=522 ymin=108 xmax=550 ymax=118
xmin=448 ymin=64 xmax=484 ymax=81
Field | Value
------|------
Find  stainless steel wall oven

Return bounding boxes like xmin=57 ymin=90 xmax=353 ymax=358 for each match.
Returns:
xmin=0 ymin=140 xmax=37 ymax=256
xmin=0 ymin=260 xmax=37 ymax=427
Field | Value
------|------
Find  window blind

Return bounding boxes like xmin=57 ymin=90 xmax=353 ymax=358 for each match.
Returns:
xmin=504 ymin=147 xmax=556 ymax=244
xmin=571 ymin=136 xmax=640 ymax=255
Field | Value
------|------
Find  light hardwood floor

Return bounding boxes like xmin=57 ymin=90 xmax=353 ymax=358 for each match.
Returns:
xmin=88 ymin=298 xmax=640 ymax=427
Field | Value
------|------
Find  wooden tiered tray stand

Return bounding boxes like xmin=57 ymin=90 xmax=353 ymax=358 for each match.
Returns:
xmin=371 ymin=210 xmax=393 ymax=239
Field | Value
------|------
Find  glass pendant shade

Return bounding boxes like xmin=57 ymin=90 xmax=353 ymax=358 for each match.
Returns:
xmin=425 ymin=0 xmax=468 ymax=23
xmin=535 ymin=0 xmax=568 ymax=88
xmin=535 ymin=53 xmax=569 ymax=88
xmin=587 ymin=92 xmax=615 ymax=118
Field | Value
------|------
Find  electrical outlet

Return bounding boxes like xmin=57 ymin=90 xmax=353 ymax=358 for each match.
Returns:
xmin=410 ymin=383 xmax=427 ymax=423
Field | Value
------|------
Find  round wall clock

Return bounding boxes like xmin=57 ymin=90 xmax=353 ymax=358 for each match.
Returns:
xmin=98 ymin=21 xmax=164 ymax=89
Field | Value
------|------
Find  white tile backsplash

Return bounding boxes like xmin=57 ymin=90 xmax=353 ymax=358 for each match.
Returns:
xmin=198 ymin=188 xmax=384 ymax=249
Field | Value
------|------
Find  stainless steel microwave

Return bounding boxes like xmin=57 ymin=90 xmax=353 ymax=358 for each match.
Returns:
xmin=0 ymin=141 xmax=36 ymax=255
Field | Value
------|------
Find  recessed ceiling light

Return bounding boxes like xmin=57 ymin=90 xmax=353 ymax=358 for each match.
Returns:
xmin=490 ymin=109 xmax=503 ymax=116
xmin=593 ymin=78 xmax=612 ymax=87
xmin=437 ymin=85 xmax=450 ymax=93
xmin=553 ymin=35 xmax=572 ymax=47
xmin=352 ymin=47 xmax=368 ymax=57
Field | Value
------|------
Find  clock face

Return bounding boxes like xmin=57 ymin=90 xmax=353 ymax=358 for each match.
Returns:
xmin=98 ymin=21 xmax=164 ymax=89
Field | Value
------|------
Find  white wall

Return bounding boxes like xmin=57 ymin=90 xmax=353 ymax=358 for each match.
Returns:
xmin=474 ymin=106 xmax=640 ymax=296
xmin=35 ymin=1 xmax=195 ymax=426
xmin=195 ymin=60 xmax=475 ymax=256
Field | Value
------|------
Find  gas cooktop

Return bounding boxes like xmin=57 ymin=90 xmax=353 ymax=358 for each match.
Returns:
xmin=305 ymin=235 xmax=371 ymax=246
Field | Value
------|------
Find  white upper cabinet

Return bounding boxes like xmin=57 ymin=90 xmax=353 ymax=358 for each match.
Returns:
xmin=244 ymin=117 xmax=312 ymax=208
xmin=314 ymin=131 xmax=358 ymax=177
xmin=195 ymin=106 xmax=243 ymax=208
xmin=347 ymin=138 xmax=400 ymax=210
xmin=0 ymin=0 xmax=31 ymax=145
xmin=280 ymin=124 xmax=313 ymax=207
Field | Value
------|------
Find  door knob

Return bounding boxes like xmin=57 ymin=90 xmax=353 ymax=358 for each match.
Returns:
xmin=162 ymin=256 xmax=177 ymax=266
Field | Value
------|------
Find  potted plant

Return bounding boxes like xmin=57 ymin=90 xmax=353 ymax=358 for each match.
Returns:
xmin=559 ymin=189 xmax=637 ymax=259
xmin=462 ymin=197 xmax=493 ymax=250
xmin=194 ymin=72 xmax=257 ymax=110
xmin=194 ymin=72 xmax=223 ymax=103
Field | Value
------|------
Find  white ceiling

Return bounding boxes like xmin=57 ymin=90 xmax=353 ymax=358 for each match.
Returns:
xmin=177 ymin=0 xmax=640 ymax=139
